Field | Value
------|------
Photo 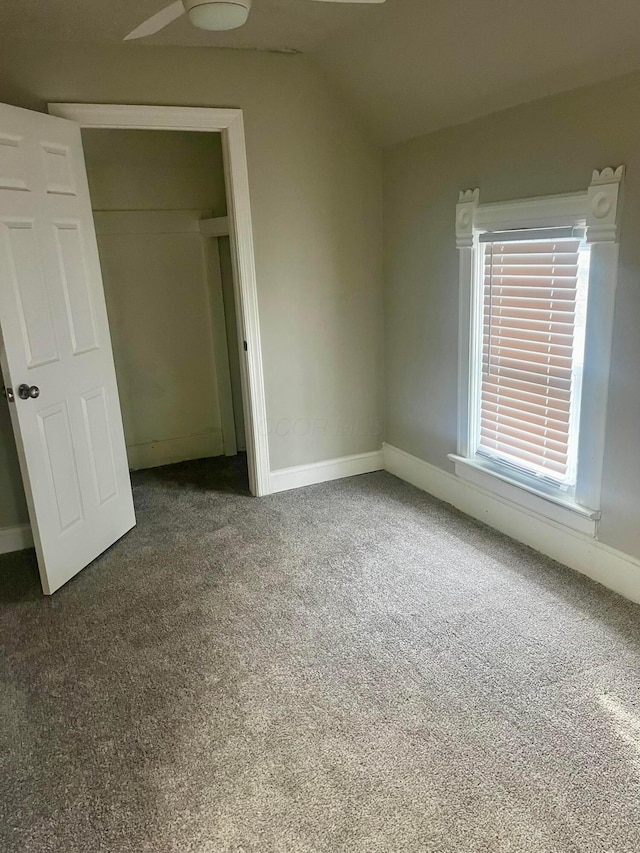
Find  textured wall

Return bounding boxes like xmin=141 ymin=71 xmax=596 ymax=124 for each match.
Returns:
xmin=0 ymin=43 xmax=384 ymax=527
xmin=383 ymin=70 xmax=640 ymax=560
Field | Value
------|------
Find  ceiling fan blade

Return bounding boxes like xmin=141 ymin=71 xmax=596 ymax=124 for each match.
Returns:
xmin=124 ymin=1 xmax=185 ymax=40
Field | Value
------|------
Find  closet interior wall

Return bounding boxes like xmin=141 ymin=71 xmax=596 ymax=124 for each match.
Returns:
xmin=83 ymin=128 xmax=245 ymax=470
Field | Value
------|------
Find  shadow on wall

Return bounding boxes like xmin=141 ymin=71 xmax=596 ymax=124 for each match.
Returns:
xmin=0 ymin=401 xmax=28 ymax=529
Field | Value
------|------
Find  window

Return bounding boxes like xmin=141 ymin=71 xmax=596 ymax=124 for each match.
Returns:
xmin=477 ymin=229 xmax=589 ymax=490
xmin=452 ymin=169 xmax=624 ymax=536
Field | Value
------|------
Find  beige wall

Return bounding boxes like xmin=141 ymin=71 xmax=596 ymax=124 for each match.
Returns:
xmin=383 ymin=70 xmax=640 ymax=561
xmin=85 ymin=130 xmax=229 ymax=470
xmin=82 ymin=128 xmax=227 ymax=215
xmin=0 ymin=42 xmax=384 ymax=528
xmin=94 ymin=212 xmax=226 ymax=469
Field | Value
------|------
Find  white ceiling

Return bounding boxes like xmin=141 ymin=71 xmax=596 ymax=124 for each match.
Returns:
xmin=3 ymin=0 xmax=640 ymax=146
xmin=0 ymin=0 xmax=372 ymax=52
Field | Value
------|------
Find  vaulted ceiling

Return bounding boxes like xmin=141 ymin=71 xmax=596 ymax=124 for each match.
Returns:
xmin=3 ymin=0 xmax=640 ymax=145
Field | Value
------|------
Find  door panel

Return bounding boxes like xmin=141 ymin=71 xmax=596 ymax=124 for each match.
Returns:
xmin=41 ymin=142 xmax=76 ymax=196
xmin=0 ymin=103 xmax=135 ymax=594
xmin=81 ymin=387 xmax=120 ymax=506
xmin=3 ymin=219 xmax=60 ymax=366
xmin=54 ymin=221 xmax=100 ymax=354
xmin=0 ymin=133 xmax=29 ymax=190
xmin=37 ymin=402 xmax=84 ymax=533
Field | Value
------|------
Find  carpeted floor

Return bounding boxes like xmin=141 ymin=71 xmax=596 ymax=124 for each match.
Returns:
xmin=1 ymin=455 xmax=640 ymax=852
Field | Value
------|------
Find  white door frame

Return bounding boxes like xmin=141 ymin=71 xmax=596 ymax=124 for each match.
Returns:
xmin=48 ymin=103 xmax=271 ymax=496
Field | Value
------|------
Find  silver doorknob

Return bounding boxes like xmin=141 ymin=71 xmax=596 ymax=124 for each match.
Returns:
xmin=18 ymin=384 xmax=40 ymax=400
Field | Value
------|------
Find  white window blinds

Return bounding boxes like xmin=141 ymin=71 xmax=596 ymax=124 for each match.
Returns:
xmin=479 ymin=232 xmax=588 ymax=484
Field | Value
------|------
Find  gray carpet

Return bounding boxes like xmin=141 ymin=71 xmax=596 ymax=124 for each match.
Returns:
xmin=1 ymin=455 xmax=640 ymax=852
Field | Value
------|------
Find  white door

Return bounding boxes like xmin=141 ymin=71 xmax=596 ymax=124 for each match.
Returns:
xmin=0 ymin=103 xmax=135 ymax=594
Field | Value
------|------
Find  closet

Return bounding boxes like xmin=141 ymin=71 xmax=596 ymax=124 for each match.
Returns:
xmin=83 ymin=128 xmax=245 ymax=470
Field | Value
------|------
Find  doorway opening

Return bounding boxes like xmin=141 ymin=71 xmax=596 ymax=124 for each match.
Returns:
xmin=49 ymin=103 xmax=271 ymax=498
xmin=81 ymin=127 xmax=248 ymax=490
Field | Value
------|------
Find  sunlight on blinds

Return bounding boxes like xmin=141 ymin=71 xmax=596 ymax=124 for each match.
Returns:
xmin=478 ymin=236 xmax=590 ymax=485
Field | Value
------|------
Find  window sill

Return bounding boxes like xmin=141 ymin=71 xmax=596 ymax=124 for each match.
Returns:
xmin=447 ymin=454 xmax=600 ymax=537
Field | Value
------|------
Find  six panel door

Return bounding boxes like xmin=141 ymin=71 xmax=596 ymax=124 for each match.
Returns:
xmin=0 ymin=103 xmax=135 ymax=594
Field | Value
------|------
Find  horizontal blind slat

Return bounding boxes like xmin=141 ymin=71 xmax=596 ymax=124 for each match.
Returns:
xmin=482 ymin=398 xmax=570 ymax=429
xmin=479 ymin=429 xmax=568 ymax=464
xmin=481 ymin=413 xmax=570 ymax=449
xmin=483 ymin=335 xmax=573 ymax=358
xmin=484 ymin=287 xmax=577 ymax=301
xmin=479 ymin=428 xmax=568 ymax=465
xmin=483 ymin=356 xmax=573 ymax=382
xmin=484 ymin=295 xmax=576 ymax=309
xmin=484 ymin=239 xmax=581 ymax=254
xmin=484 ymin=307 xmax=576 ymax=323
xmin=483 ymin=328 xmax=574 ymax=347
xmin=482 ymin=374 xmax=572 ymax=405
xmin=478 ymin=440 xmax=567 ymax=475
xmin=485 ymin=267 xmax=579 ymax=278
xmin=483 ymin=314 xmax=575 ymax=332
xmin=483 ymin=344 xmax=573 ymax=367
xmin=482 ymin=397 xmax=571 ymax=423
xmin=485 ymin=254 xmax=580 ymax=263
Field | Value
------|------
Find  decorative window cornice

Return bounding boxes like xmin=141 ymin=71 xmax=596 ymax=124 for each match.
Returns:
xmin=455 ymin=166 xmax=625 ymax=248
xmin=455 ymin=188 xmax=479 ymax=249
xmin=586 ymin=166 xmax=624 ymax=244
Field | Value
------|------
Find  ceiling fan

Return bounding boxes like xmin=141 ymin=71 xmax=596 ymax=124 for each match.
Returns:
xmin=125 ymin=0 xmax=385 ymax=41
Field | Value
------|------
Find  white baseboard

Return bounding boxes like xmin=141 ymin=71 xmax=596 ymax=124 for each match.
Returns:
xmin=7 ymin=441 xmax=638 ymax=606
xmin=126 ymin=430 xmax=224 ymax=471
xmin=383 ymin=442 xmax=640 ymax=605
xmin=0 ymin=524 xmax=33 ymax=555
xmin=270 ymin=449 xmax=384 ymax=494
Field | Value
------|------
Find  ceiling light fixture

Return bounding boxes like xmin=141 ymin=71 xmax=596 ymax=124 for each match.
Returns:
xmin=184 ymin=0 xmax=252 ymax=31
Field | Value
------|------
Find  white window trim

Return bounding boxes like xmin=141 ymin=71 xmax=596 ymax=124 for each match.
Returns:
xmin=452 ymin=167 xmax=624 ymax=537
